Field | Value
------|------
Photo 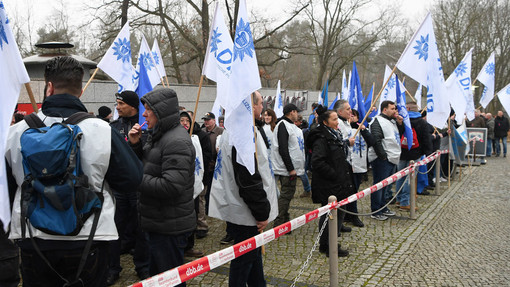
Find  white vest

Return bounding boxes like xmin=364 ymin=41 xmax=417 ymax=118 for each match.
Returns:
xmin=368 ymin=115 xmax=401 ymax=165
xmin=338 ymin=119 xmax=353 ymax=163
xmin=271 ymin=119 xmax=305 ymax=176
xmin=5 ymin=112 xmax=117 ymax=241
xmin=209 ymin=130 xmax=278 ymax=226
xmin=191 ymin=135 xmax=204 ymax=199
xmin=350 ymin=127 xmax=368 ymax=173
xmin=263 ymin=124 xmax=274 ymax=149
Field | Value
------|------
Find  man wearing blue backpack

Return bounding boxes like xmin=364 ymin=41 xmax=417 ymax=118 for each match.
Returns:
xmin=5 ymin=56 xmax=143 ymax=287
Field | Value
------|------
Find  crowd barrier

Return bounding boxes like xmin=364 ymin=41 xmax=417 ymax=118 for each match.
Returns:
xmin=131 ymin=150 xmax=449 ymax=287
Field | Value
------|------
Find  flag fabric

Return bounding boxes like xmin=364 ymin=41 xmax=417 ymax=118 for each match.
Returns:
xmin=395 ymin=74 xmax=413 ymax=150
xmin=97 ymin=21 xmax=135 ymax=92
xmin=329 ymin=92 xmax=340 ymax=110
xmin=465 ymin=88 xmax=475 ymax=121
xmin=341 ymin=70 xmax=349 ymax=100
xmin=224 ymin=0 xmax=259 ymax=174
xmin=274 ymin=80 xmax=284 ymax=118
xmin=0 ymin=1 xmax=31 ymax=230
xmin=318 ymin=79 xmax=329 ymax=107
xmin=135 ymin=53 xmax=152 ymax=127
xmin=135 ymin=35 xmax=161 ymax=90
xmin=496 ymin=83 xmax=510 ymax=115
xmin=348 ymin=61 xmax=366 ymax=121
xmin=445 ymin=48 xmax=473 ymax=123
xmin=380 ymin=65 xmax=397 ymax=110
xmin=396 ymin=12 xmax=449 ymax=128
xmin=202 ymin=2 xmax=233 ymax=110
xmin=346 ymin=70 xmax=352 ymax=100
xmin=227 ymin=0 xmax=261 ymax=111
xmin=450 ymin=121 xmax=469 ymax=164
xmin=414 ymin=83 xmax=422 ymax=109
xmin=476 ymin=51 xmax=495 ymax=108
xmin=364 ymin=83 xmax=377 ymax=118
xmin=151 ymin=39 xmax=167 ymax=80
xmin=211 ymin=98 xmax=223 ymax=125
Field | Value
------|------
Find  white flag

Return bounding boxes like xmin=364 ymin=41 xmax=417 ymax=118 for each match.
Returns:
xmin=97 ymin=22 xmax=135 ymax=92
xmin=211 ymin=98 xmax=223 ymax=126
xmin=476 ymin=51 xmax=495 ymax=108
xmin=134 ymin=35 xmax=161 ymax=90
xmin=0 ymin=1 xmax=31 ymax=230
xmin=202 ymin=2 xmax=233 ymax=111
xmin=415 ymin=83 xmax=422 ymax=109
xmin=151 ymin=40 xmax=166 ymax=79
xmin=317 ymin=90 xmax=323 ymax=106
xmin=379 ymin=65 xmax=397 ymax=112
xmin=346 ymin=70 xmax=352 ymax=101
xmin=396 ymin=12 xmax=449 ymax=128
xmin=341 ymin=70 xmax=349 ymax=100
xmin=227 ymin=0 xmax=261 ymax=110
xmin=496 ymin=83 xmax=510 ymax=115
xmin=274 ymin=80 xmax=283 ymax=118
xmin=445 ymin=48 xmax=473 ymax=123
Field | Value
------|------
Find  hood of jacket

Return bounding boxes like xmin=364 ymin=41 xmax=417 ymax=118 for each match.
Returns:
xmin=141 ymin=88 xmax=180 ymax=141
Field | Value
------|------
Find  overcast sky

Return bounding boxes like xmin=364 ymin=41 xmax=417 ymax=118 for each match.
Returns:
xmin=4 ymin=0 xmax=435 ymax=30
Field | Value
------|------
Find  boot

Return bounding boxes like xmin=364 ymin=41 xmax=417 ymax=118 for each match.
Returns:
xmin=350 ymin=216 xmax=364 ymax=227
xmin=319 ymin=244 xmax=349 ymax=257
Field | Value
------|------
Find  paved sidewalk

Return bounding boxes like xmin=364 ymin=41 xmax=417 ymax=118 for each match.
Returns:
xmin=115 ymin=156 xmax=510 ymax=286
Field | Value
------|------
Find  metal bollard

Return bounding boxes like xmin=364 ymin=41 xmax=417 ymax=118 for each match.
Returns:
xmin=328 ymin=196 xmax=338 ymax=287
xmin=409 ymin=160 xmax=417 ymax=219
xmin=435 ymin=150 xmax=441 ymax=195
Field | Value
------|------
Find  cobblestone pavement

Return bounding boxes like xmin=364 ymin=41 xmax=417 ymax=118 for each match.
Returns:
xmin=114 ymin=156 xmax=510 ymax=286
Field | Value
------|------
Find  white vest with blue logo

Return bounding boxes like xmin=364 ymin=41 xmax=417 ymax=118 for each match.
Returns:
xmin=191 ymin=135 xmax=204 ymax=199
xmin=271 ymin=119 xmax=305 ymax=176
xmin=208 ymin=130 xmax=278 ymax=226
xmin=369 ymin=115 xmax=401 ymax=165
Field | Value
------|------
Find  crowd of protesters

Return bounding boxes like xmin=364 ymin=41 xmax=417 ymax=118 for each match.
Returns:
xmin=4 ymin=58 xmax=510 ymax=287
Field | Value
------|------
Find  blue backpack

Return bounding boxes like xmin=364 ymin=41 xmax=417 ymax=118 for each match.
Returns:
xmin=20 ymin=113 xmax=103 ymax=237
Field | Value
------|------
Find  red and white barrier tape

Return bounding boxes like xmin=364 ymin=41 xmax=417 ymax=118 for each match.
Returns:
xmin=130 ymin=150 xmax=447 ymax=287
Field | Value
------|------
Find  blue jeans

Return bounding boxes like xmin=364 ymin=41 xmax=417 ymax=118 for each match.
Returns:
xmin=20 ymin=242 xmax=109 ymax=287
xmin=396 ymin=160 xmax=411 ymax=206
xmin=371 ymin=158 xmax=395 ymax=215
xmin=229 ymin=224 xmax=266 ymax=287
xmin=299 ymin=173 xmax=311 ymax=193
xmin=486 ymin=138 xmax=493 ymax=156
xmin=495 ymin=137 xmax=507 ymax=155
xmin=109 ymin=191 xmax=149 ymax=276
xmin=147 ymin=232 xmax=190 ymax=286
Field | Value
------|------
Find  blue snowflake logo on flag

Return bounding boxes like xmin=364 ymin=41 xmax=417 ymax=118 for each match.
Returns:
xmin=210 ymin=27 xmax=222 ymax=57
xmin=298 ymin=136 xmax=305 ymax=151
xmin=112 ymin=37 xmax=131 ymax=63
xmin=387 ymin=77 xmax=396 ymax=89
xmin=0 ymin=16 xmax=9 ymax=50
xmin=213 ymin=150 xmax=223 ymax=180
xmin=485 ymin=62 xmax=495 ymax=76
xmin=195 ymin=157 xmax=201 ymax=176
xmin=352 ymin=138 xmax=366 ymax=154
xmin=277 ymin=93 xmax=283 ymax=108
xmin=233 ymin=18 xmax=255 ymax=62
xmin=454 ymin=62 xmax=467 ymax=77
xmin=506 ymin=86 xmax=510 ymax=95
xmin=152 ymin=51 xmax=160 ymax=65
xmin=140 ymin=52 xmax=155 ymax=71
xmin=413 ymin=34 xmax=429 ymax=61
xmin=394 ymin=131 xmax=400 ymax=143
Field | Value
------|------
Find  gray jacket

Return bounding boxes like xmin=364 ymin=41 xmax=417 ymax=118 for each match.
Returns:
xmin=132 ymin=88 xmax=196 ymax=235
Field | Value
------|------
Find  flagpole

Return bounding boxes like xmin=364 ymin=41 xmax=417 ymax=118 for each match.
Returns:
xmin=354 ymin=65 xmax=398 ymax=138
xmin=448 ymin=117 xmax=451 ymax=188
xmin=190 ymin=75 xmax=205 ymax=136
xmin=165 ymin=75 xmax=170 ymax=87
xmin=370 ymin=82 xmax=375 ymax=107
xmin=24 ymin=83 xmax=39 ymax=113
xmin=81 ymin=67 xmax=99 ymax=97
xmin=401 ymin=76 xmax=418 ymax=103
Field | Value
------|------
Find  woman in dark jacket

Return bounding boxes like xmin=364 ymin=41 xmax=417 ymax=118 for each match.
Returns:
xmin=306 ymin=106 xmax=355 ymax=257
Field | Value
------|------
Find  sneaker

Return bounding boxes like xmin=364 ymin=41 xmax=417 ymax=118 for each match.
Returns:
xmin=370 ymin=214 xmax=388 ymax=221
xmin=382 ymin=210 xmax=396 ymax=217
xmin=220 ymin=234 xmax=234 ymax=244
xmin=440 ymin=177 xmax=448 ymax=182
xmin=399 ymin=205 xmax=418 ymax=211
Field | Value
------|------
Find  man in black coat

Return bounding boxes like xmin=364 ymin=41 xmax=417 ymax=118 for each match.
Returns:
xmin=494 ymin=111 xmax=510 ymax=157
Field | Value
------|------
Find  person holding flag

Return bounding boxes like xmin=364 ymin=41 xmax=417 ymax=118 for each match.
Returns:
xmin=395 ymin=102 xmax=433 ymax=211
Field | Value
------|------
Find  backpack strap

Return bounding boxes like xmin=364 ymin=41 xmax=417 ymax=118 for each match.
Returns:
xmin=24 ymin=113 xmax=46 ymax=128
xmin=64 ymin=112 xmax=96 ymax=125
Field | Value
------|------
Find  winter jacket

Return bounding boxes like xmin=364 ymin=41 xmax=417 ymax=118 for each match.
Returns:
xmin=494 ymin=116 xmax=510 ymax=138
xmin=486 ymin=119 xmax=495 ymax=139
xmin=131 ymin=88 xmax=196 ymax=235
xmin=399 ymin=111 xmax=433 ymax=160
xmin=307 ymin=124 xmax=356 ymax=205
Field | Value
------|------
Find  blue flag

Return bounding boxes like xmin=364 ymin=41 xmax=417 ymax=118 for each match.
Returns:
xmin=318 ymin=79 xmax=329 ymax=107
xmin=395 ymin=74 xmax=413 ymax=150
xmin=348 ymin=61 xmax=366 ymax=122
xmin=364 ymin=84 xmax=377 ymax=118
xmin=135 ymin=57 xmax=152 ymax=128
